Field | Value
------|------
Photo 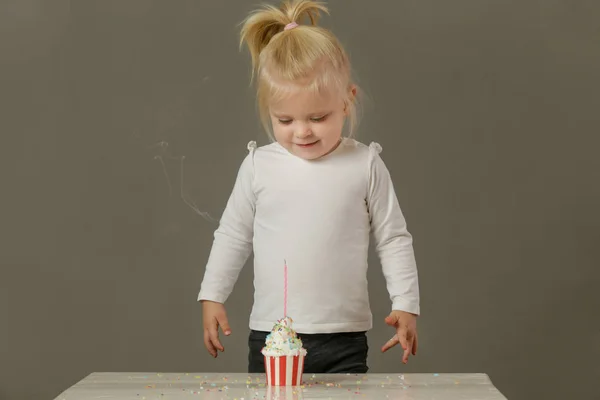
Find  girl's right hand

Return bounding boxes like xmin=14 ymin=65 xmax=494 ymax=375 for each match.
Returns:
xmin=201 ymin=300 xmax=231 ymax=358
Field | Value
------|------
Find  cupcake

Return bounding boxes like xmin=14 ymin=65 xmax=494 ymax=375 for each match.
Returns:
xmin=261 ymin=317 xmax=307 ymax=386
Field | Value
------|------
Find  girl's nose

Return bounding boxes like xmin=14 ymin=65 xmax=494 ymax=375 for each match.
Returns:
xmin=295 ymin=123 xmax=312 ymax=138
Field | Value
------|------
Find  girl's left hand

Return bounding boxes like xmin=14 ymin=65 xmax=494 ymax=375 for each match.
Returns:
xmin=381 ymin=310 xmax=418 ymax=364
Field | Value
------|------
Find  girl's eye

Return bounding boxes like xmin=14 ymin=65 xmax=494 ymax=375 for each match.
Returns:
xmin=277 ymin=114 xmax=329 ymax=125
xmin=311 ymin=115 xmax=328 ymax=123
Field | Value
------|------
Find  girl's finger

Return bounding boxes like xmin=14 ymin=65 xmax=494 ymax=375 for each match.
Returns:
xmin=403 ymin=336 xmax=413 ymax=363
xmin=381 ymin=334 xmax=399 ymax=352
xmin=412 ymin=332 xmax=418 ymax=355
xmin=398 ymin=326 xmax=408 ymax=350
xmin=208 ymin=325 xmax=224 ymax=352
xmin=203 ymin=330 xmax=217 ymax=358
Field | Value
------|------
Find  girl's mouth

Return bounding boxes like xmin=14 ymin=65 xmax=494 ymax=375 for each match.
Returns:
xmin=296 ymin=141 xmax=319 ymax=148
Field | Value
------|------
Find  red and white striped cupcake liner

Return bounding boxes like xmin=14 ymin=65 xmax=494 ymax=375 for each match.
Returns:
xmin=264 ymin=354 xmax=305 ymax=386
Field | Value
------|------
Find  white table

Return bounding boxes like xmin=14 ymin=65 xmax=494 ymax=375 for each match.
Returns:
xmin=55 ymin=372 xmax=507 ymax=399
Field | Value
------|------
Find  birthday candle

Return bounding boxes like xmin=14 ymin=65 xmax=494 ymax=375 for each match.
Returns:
xmin=284 ymin=259 xmax=288 ymax=317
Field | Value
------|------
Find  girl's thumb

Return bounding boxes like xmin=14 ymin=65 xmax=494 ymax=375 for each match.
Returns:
xmin=218 ymin=316 xmax=232 ymax=336
xmin=385 ymin=314 xmax=398 ymax=327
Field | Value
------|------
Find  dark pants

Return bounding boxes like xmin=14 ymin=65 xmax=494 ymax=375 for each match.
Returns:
xmin=248 ymin=330 xmax=369 ymax=374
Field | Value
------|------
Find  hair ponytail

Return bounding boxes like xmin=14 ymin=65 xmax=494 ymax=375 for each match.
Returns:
xmin=240 ymin=1 xmax=328 ymax=80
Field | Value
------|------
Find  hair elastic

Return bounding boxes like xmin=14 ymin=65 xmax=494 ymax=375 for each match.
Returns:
xmin=284 ymin=21 xmax=299 ymax=31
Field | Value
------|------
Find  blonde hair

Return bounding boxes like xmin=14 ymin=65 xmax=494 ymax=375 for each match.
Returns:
xmin=239 ymin=0 xmax=360 ymax=139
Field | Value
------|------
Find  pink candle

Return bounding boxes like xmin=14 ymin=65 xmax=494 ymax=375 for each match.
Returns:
xmin=284 ymin=259 xmax=288 ymax=317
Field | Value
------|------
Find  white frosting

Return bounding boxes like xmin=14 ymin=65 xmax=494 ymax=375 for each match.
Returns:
xmin=261 ymin=317 xmax=307 ymax=357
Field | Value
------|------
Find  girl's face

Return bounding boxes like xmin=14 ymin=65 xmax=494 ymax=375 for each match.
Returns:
xmin=269 ymin=85 xmax=353 ymax=160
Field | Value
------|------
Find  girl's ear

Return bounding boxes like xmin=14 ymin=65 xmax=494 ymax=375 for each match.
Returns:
xmin=349 ymin=84 xmax=357 ymax=100
xmin=344 ymin=84 xmax=357 ymax=115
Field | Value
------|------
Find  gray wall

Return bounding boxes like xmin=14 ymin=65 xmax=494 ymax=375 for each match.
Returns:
xmin=1 ymin=1 xmax=598 ymax=399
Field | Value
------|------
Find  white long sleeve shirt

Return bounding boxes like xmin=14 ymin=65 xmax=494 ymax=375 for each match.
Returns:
xmin=198 ymin=138 xmax=419 ymax=334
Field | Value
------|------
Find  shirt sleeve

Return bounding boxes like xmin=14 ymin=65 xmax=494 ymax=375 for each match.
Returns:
xmin=366 ymin=142 xmax=420 ymax=315
xmin=197 ymin=144 xmax=256 ymax=304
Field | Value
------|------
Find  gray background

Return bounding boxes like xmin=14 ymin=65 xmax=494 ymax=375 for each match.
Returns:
xmin=1 ymin=1 xmax=598 ymax=399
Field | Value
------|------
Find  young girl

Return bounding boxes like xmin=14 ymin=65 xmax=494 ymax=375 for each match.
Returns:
xmin=198 ymin=0 xmax=420 ymax=374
